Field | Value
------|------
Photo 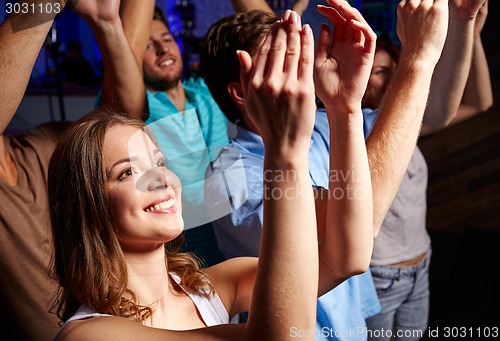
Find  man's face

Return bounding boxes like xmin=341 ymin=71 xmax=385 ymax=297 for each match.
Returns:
xmin=143 ymin=20 xmax=183 ymax=92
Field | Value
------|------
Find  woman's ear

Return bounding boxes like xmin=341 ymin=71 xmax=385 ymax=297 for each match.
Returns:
xmin=227 ymin=82 xmax=245 ymax=108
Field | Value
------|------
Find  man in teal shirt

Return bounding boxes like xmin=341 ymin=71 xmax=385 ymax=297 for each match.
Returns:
xmin=140 ymin=8 xmax=229 ymax=235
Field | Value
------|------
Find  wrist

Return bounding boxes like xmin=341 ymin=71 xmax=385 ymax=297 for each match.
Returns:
xmin=89 ymin=16 xmax=122 ymax=34
xmin=398 ymin=52 xmax=438 ymax=75
xmin=449 ymin=5 xmax=478 ymax=22
xmin=263 ymin=154 xmax=310 ymax=183
xmin=264 ymin=141 xmax=310 ymax=161
xmin=324 ymin=103 xmax=363 ymax=120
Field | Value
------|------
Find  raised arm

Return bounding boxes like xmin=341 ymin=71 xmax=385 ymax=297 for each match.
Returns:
xmin=119 ymin=0 xmax=154 ymax=71
xmin=367 ymin=0 xmax=449 ymax=230
xmin=0 ymin=0 xmax=64 ymax=135
xmin=71 ymin=0 xmax=147 ymax=118
xmin=421 ymin=0 xmax=488 ymax=135
xmin=237 ymin=11 xmax=318 ymax=338
xmin=313 ymin=0 xmax=374 ymax=294
xmin=449 ymin=0 xmax=492 ymax=125
xmin=291 ymin=0 xmax=310 ymax=16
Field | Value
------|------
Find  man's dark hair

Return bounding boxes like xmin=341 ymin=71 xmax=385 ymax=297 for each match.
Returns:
xmin=200 ymin=10 xmax=277 ymax=124
xmin=153 ymin=7 xmax=170 ymax=29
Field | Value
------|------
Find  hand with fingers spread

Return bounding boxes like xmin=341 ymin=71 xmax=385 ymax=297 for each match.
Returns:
xmin=314 ymin=0 xmax=376 ymax=115
xmin=238 ymin=10 xmax=316 ymax=155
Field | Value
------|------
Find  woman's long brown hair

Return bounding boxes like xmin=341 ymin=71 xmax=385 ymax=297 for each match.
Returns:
xmin=49 ymin=110 xmax=213 ymax=324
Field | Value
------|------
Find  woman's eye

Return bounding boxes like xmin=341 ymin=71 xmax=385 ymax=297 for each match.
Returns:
xmin=118 ymin=168 xmax=133 ymax=180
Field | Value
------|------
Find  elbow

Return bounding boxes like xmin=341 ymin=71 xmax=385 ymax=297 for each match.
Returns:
xmin=349 ymin=259 xmax=371 ymax=277
xmin=480 ymin=100 xmax=493 ymax=113
xmin=346 ymin=267 xmax=369 ymax=279
xmin=335 ymin=257 xmax=371 ymax=280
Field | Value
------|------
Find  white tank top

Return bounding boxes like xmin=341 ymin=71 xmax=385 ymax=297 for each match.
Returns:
xmin=64 ymin=273 xmax=229 ymax=327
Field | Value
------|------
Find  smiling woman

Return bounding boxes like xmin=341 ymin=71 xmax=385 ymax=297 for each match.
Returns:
xmin=48 ymin=111 xmax=213 ymax=327
xmin=103 ymin=124 xmax=184 ymax=251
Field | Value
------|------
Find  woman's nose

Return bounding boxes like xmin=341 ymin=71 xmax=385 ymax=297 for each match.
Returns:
xmin=135 ymin=167 xmax=168 ymax=192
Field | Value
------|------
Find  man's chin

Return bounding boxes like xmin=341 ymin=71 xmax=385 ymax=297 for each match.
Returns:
xmin=144 ymin=75 xmax=182 ymax=92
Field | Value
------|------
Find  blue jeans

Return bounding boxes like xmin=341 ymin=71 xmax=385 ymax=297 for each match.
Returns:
xmin=366 ymin=250 xmax=431 ymax=341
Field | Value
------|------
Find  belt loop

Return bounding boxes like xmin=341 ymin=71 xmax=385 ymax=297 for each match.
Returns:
xmin=422 ymin=251 xmax=429 ymax=269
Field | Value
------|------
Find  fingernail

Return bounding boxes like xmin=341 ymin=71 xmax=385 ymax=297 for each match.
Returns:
xmin=283 ymin=9 xmax=291 ymax=21
xmin=290 ymin=11 xmax=298 ymax=24
xmin=303 ymin=24 xmax=311 ymax=35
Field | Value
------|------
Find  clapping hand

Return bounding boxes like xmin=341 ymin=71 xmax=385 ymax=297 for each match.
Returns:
xmin=238 ymin=10 xmax=316 ymax=156
xmin=314 ymin=0 xmax=376 ymax=115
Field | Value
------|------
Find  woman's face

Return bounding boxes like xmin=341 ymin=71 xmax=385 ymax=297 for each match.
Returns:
xmin=103 ymin=124 xmax=183 ymax=252
xmin=363 ymin=49 xmax=397 ymax=109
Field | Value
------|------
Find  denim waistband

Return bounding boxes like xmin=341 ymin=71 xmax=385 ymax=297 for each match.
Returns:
xmin=370 ymin=249 xmax=431 ymax=279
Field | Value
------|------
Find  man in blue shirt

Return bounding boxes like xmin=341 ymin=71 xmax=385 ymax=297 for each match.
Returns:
xmin=201 ymin=2 xmax=449 ymax=339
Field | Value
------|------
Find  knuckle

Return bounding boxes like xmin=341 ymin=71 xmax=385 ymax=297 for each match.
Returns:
xmin=264 ymin=79 xmax=280 ymax=95
xmin=250 ymin=79 xmax=261 ymax=91
xmin=259 ymin=45 xmax=271 ymax=55
xmin=300 ymin=55 xmax=312 ymax=65
xmin=271 ymin=42 xmax=286 ymax=52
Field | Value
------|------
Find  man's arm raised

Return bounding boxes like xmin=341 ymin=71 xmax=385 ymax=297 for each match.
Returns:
xmin=0 ymin=0 xmax=65 ymax=134
xmin=71 ymin=0 xmax=148 ymax=118
xmin=367 ymin=0 xmax=449 ymax=231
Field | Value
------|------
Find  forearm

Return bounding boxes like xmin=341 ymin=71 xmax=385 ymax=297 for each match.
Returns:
xmin=452 ymin=36 xmax=493 ymax=124
xmin=119 ymin=0 xmax=154 ymax=71
xmin=368 ymin=59 xmax=435 ymax=233
xmin=421 ymin=9 xmax=475 ymax=134
xmin=0 ymin=7 xmax=58 ymax=133
xmin=230 ymin=0 xmax=273 ymax=13
xmin=91 ymin=20 xmax=147 ymax=118
xmin=291 ymin=0 xmax=309 ymax=16
xmin=248 ymin=155 xmax=317 ymax=339
xmin=318 ymin=111 xmax=373 ymax=295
